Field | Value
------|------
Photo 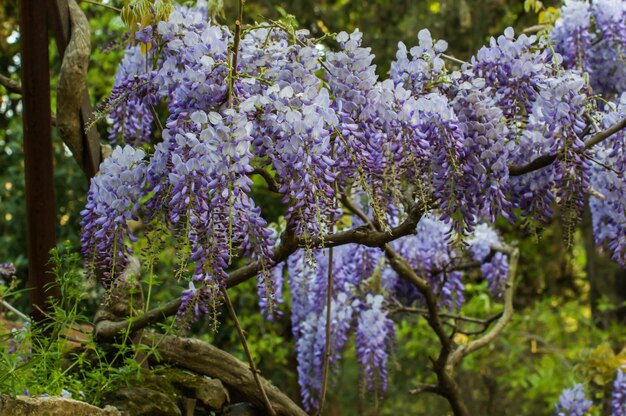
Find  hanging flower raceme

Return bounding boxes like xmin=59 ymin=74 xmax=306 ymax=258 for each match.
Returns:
xmin=554 ymin=383 xmax=592 ymax=416
xmin=552 ymin=0 xmax=626 ymax=98
xmin=613 ymin=369 xmax=626 ymax=416
xmin=470 ymin=27 xmax=555 ymax=132
xmin=390 ymin=213 xmax=465 ymax=310
xmin=550 ymin=0 xmax=593 ymax=70
xmin=287 ymin=248 xmax=357 ymax=412
xmin=80 ymin=146 xmax=148 ymax=285
xmin=510 ymin=72 xmax=591 ymax=242
xmin=390 ymin=29 xmax=448 ymax=96
xmin=106 ymin=45 xmax=158 ymax=146
xmin=467 ymin=224 xmax=510 ymax=298
xmin=326 ymin=31 xmax=416 ymax=224
xmin=0 ymin=262 xmax=15 ymax=280
xmin=147 ymin=108 xmax=276 ymax=320
xmin=589 ymin=94 xmax=626 ymax=266
xmin=355 ymin=294 xmax=395 ymax=392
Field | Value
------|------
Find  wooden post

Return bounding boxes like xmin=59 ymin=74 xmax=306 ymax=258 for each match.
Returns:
xmin=19 ymin=0 xmax=59 ymax=322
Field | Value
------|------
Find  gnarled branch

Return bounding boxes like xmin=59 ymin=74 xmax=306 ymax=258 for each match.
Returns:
xmin=447 ymin=245 xmax=519 ymax=370
xmin=141 ymin=334 xmax=307 ymax=416
xmin=56 ymin=0 xmax=91 ymax=173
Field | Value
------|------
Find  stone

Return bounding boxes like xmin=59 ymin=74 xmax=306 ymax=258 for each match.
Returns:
xmin=224 ymin=402 xmax=262 ymax=416
xmin=164 ymin=369 xmax=229 ymax=410
xmin=106 ymin=387 xmax=181 ymax=416
xmin=0 ymin=395 xmax=121 ymax=416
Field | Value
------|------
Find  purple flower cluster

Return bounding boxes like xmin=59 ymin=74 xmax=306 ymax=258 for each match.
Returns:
xmin=0 ymin=262 xmax=15 ymax=280
xmin=451 ymin=83 xmax=511 ymax=224
xmin=470 ymin=27 xmax=555 ymax=128
xmin=287 ymin=248 xmax=357 ymax=411
xmin=613 ymin=369 xmax=626 ymax=416
xmin=468 ymin=224 xmax=510 ymax=298
xmin=148 ymin=109 xmax=276 ymax=320
xmin=509 ymin=72 xmax=590 ymax=238
xmin=551 ymin=0 xmax=593 ymax=69
xmin=391 ymin=213 xmax=465 ymax=310
xmin=80 ymin=146 xmax=147 ymax=285
xmin=589 ymin=94 xmax=626 ymax=265
xmin=391 ymin=29 xmax=448 ymax=95
xmin=7 ymin=323 xmax=31 ymax=363
xmin=552 ymin=0 xmax=626 ymax=97
xmin=258 ymin=261 xmax=284 ymax=320
xmin=356 ymin=294 xmax=395 ymax=392
xmin=389 ymin=29 xmax=515 ymax=232
xmin=107 ymin=45 xmax=158 ymax=146
xmin=554 ymin=383 xmax=592 ymax=416
xmin=325 ymin=30 xmax=395 ymax=223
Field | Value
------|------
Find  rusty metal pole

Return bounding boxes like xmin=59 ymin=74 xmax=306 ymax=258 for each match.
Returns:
xmin=19 ymin=0 xmax=59 ymax=323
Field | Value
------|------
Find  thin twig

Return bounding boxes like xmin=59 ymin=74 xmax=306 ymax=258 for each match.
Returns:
xmin=441 ymin=53 xmax=470 ymax=67
xmin=409 ymin=383 xmax=441 ymax=395
xmin=584 ymin=116 xmax=626 ymax=149
xmin=222 ymin=288 xmax=276 ymax=416
xmin=228 ymin=0 xmax=244 ymax=107
xmin=584 ymin=153 xmax=622 ymax=175
xmin=0 ymin=74 xmax=57 ymax=126
xmin=340 ymin=193 xmax=376 ymax=229
xmin=0 ymin=74 xmax=22 ymax=94
xmin=79 ymin=0 xmax=122 ymax=12
xmin=59 ymin=333 xmax=89 ymax=345
xmin=1 ymin=300 xmax=30 ymax=322
xmin=392 ymin=303 xmax=502 ymax=326
xmin=523 ymin=24 xmax=548 ymax=34
xmin=149 ymin=103 xmax=164 ymax=134
xmin=317 ymin=246 xmax=334 ymax=416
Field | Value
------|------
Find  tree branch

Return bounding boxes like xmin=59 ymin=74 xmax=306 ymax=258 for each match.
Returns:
xmin=1 ymin=73 xmax=58 ymax=126
xmin=50 ymin=0 xmax=102 ymax=177
xmin=383 ymin=244 xmax=469 ymax=416
xmin=340 ymin=193 xmax=376 ymax=229
xmin=56 ymin=0 xmax=92 ymax=173
xmin=141 ymin=333 xmax=307 ymax=416
xmin=391 ymin=302 xmax=502 ymax=326
xmin=447 ymin=245 xmax=519 ymax=370
xmin=0 ymin=299 xmax=30 ymax=322
xmin=409 ymin=383 xmax=441 ymax=395
xmin=0 ymin=74 xmax=22 ymax=94
xmin=95 ymin=207 xmax=424 ymax=340
xmin=508 ymin=116 xmax=626 ymax=176
xmin=583 ymin=116 xmax=626 ymax=149
xmin=251 ymin=167 xmax=280 ymax=193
